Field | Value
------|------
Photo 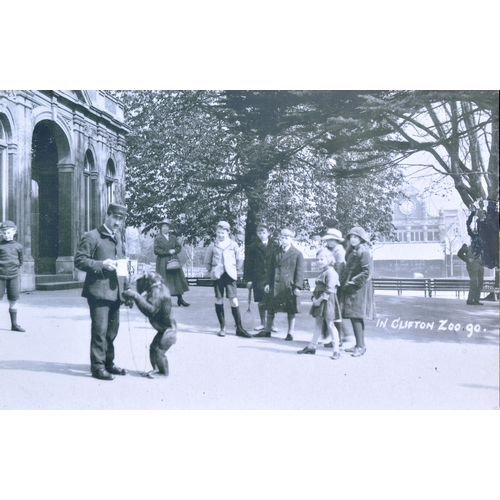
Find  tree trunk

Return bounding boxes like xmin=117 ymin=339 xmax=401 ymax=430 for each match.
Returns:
xmin=487 ymin=100 xmax=499 ymax=201
xmin=242 ymin=195 xmax=259 ymax=279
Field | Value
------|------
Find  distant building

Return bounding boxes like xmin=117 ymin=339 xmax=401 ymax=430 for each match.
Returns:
xmin=372 ymin=185 xmax=468 ymax=278
xmin=0 ymin=90 xmax=128 ymax=291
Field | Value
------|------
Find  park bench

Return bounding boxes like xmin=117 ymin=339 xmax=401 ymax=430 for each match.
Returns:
xmin=185 ymin=277 xmax=247 ymax=288
xmin=158 ymin=270 xmax=498 ymax=300
xmin=372 ymin=277 xmax=498 ymax=299
xmin=186 ymin=277 xmax=311 ymax=290
xmin=428 ymin=279 xmax=470 ymax=298
xmin=186 ymin=277 xmax=212 ymax=287
xmin=429 ymin=278 xmax=498 ymax=299
xmin=372 ymin=278 xmax=431 ymax=297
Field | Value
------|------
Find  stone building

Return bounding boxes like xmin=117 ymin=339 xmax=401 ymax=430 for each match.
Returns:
xmin=372 ymin=185 xmax=467 ymax=278
xmin=0 ymin=90 xmax=127 ymax=291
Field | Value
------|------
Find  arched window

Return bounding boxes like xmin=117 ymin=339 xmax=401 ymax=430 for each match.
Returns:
xmin=0 ymin=118 xmax=7 ymax=221
xmin=106 ymin=159 xmax=116 ymax=206
xmin=84 ymin=151 xmax=95 ymax=231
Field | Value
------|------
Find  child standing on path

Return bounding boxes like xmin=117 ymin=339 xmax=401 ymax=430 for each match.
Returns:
xmin=321 ymin=227 xmax=346 ymax=347
xmin=255 ymin=227 xmax=304 ymax=341
xmin=204 ymin=221 xmax=252 ymax=338
xmin=243 ymin=222 xmax=278 ymax=331
xmin=297 ymin=248 xmax=341 ymax=359
xmin=341 ymin=226 xmax=376 ymax=358
xmin=0 ymin=221 xmax=25 ymax=332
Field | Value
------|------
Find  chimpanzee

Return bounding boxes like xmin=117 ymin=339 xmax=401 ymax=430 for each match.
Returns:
xmin=123 ymin=271 xmax=177 ymax=378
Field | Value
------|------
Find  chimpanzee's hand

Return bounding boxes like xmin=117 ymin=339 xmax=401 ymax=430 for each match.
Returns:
xmin=122 ymin=289 xmax=137 ymax=299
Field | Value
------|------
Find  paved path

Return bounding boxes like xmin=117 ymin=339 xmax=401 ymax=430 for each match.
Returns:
xmin=1 ymin=286 xmax=498 ymax=409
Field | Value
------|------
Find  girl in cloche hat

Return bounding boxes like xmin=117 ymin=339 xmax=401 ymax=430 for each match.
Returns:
xmin=339 ymin=226 xmax=376 ymax=357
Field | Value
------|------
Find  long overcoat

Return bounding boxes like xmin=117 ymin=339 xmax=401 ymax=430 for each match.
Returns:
xmin=154 ymin=233 xmax=189 ymax=296
xmin=265 ymin=244 xmax=304 ymax=314
xmin=340 ymin=243 xmax=376 ymax=319
xmin=243 ymin=238 xmax=278 ymax=302
xmin=74 ymin=226 xmax=127 ymax=302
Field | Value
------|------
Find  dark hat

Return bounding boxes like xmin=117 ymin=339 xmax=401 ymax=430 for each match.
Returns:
xmin=159 ymin=219 xmax=172 ymax=227
xmin=217 ymin=221 xmax=230 ymax=230
xmin=0 ymin=220 xmax=17 ymax=230
xmin=107 ymin=203 xmax=127 ymax=217
xmin=346 ymin=226 xmax=369 ymax=242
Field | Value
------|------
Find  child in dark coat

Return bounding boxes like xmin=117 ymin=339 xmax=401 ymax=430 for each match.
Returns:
xmin=255 ymin=227 xmax=304 ymax=341
xmin=244 ymin=222 xmax=278 ymax=331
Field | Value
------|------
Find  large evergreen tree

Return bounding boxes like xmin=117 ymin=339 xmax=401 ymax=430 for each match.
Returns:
xmin=120 ymin=90 xmax=403 ymax=245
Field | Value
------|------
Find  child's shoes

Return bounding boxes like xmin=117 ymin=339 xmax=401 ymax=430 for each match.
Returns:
xmin=297 ymin=346 xmax=316 ymax=355
xmin=350 ymin=346 xmax=366 ymax=357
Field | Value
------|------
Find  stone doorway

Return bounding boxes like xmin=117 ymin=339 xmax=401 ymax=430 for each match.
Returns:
xmin=31 ymin=121 xmax=59 ymax=274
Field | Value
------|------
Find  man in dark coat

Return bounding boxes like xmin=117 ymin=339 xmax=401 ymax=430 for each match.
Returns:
xmin=457 ymin=243 xmax=484 ymax=305
xmin=74 ymin=203 xmax=129 ymax=381
xmin=255 ymin=228 xmax=304 ymax=341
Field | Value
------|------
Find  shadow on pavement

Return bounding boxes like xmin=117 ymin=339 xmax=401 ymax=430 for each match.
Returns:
xmin=0 ymin=360 xmax=91 ymax=378
xmin=238 ymin=336 xmax=300 ymax=356
xmin=0 ymin=360 xmax=158 ymax=380
xmin=238 ymin=342 xmax=336 ymax=357
xmin=460 ymin=383 xmax=498 ymax=391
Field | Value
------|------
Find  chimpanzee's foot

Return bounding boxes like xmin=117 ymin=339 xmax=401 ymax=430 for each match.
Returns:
xmin=144 ymin=369 xmax=169 ymax=379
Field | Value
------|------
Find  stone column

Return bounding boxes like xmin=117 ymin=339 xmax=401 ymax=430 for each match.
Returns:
xmin=56 ymin=162 xmax=75 ymax=274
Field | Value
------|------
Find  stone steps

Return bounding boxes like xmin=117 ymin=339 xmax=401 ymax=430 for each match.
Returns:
xmin=35 ymin=274 xmax=83 ymax=291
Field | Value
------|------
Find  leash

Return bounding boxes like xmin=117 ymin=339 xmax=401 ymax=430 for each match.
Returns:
xmin=125 ymin=259 xmax=150 ymax=377
xmin=125 ymin=304 xmax=150 ymax=377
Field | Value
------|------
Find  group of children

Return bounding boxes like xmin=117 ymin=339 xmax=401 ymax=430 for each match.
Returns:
xmin=205 ymin=220 xmax=361 ymax=360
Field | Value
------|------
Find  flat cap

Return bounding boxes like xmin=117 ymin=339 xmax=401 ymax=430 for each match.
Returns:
xmin=107 ymin=203 xmax=127 ymax=217
xmin=217 ymin=221 xmax=230 ymax=230
xmin=0 ymin=220 xmax=17 ymax=230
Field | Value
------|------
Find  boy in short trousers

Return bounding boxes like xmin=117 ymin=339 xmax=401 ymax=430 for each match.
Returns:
xmin=204 ymin=221 xmax=252 ymax=338
xmin=0 ymin=221 xmax=25 ymax=332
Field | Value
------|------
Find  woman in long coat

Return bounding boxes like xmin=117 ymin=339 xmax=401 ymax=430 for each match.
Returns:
xmin=154 ymin=220 xmax=190 ymax=307
xmin=340 ymin=226 xmax=375 ymax=357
